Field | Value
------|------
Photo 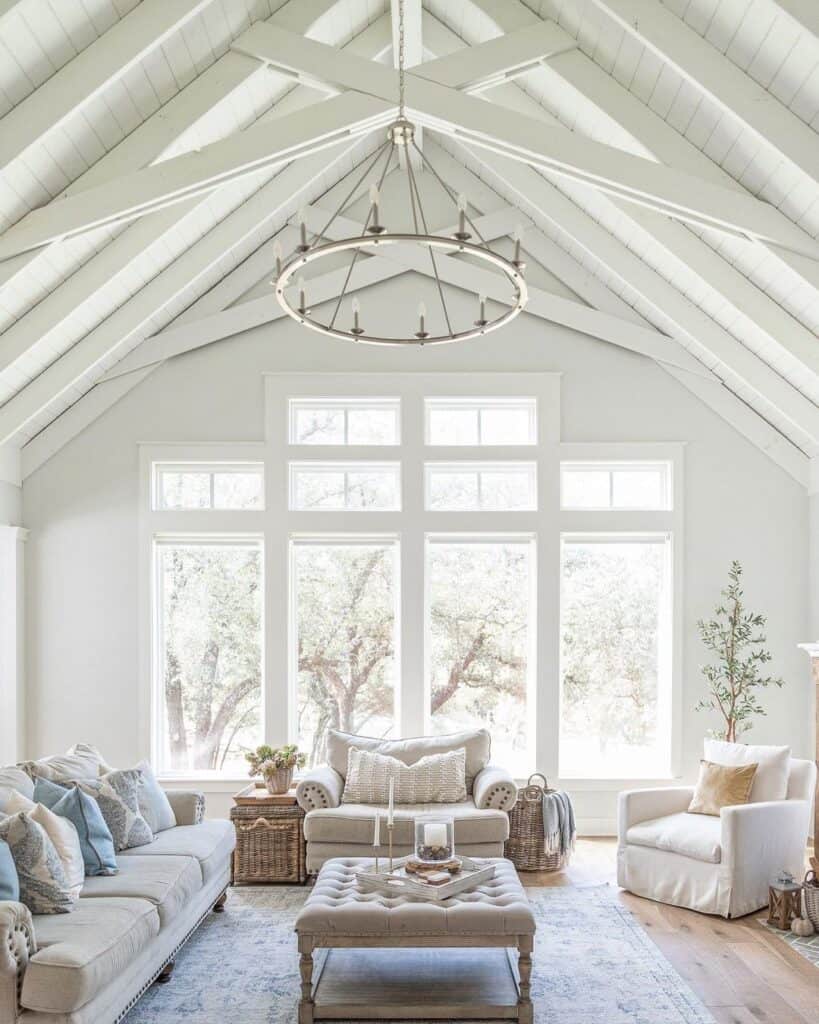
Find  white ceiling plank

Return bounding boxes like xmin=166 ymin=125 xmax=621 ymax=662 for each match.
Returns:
xmin=0 ymin=91 xmax=393 ymax=261
xmin=592 ymin=0 xmax=819 ymax=190
xmin=414 ymin=19 xmax=576 ymax=92
xmin=539 ymin=50 xmax=819 ymax=380
xmin=231 ymin=22 xmax=819 ymax=258
xmin=461 ymin=146 xmax=819 ymax=450
xmin=0 ymin=0 xmax=216 ymax=174
xmin=0 ymin=0 xmax=24 ymax=22
xmin=0 ymin=139 xmax=370 ymax=446
xmin=770 ymin=0 xmax=819 ymax=41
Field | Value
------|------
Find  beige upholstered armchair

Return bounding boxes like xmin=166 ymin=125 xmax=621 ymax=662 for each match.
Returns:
xmin=618 ymin=743 xmax=816 ymax=919
xmin=295 ymin=728 xmax=518 ymax=873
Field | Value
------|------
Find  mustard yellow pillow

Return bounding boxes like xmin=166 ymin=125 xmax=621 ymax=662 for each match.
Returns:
xmin=687 ymin=759 xmax=758 ymax=816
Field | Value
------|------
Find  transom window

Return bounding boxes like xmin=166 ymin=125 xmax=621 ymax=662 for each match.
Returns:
xmin=290 ymin=398 xmax=400 ymax=445
xmin=289 ymin=462 xmax=401 ymax=511
xmin=561 ymin=461 xmax=671 ymax=510
xmin=154 ymin=462 xmax=264 ymax=510
xmin=425 ymin=397 xmax=536 ymax=446
xmin=425 ymin=462 xmax=537 ymax=511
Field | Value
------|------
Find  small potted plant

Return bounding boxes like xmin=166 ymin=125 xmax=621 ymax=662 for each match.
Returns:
xmin=246 ymin=744 xmax=306 ymax=795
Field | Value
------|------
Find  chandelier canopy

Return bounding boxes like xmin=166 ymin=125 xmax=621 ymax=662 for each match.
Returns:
xmin=271 ymin=2 xmax=528 ymax=347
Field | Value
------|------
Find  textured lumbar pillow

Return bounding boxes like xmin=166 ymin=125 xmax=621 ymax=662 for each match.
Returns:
xmin=34 ymin=778 xmax=118 ymax=877
xmin=4 ymin=790 xmax=84 ymax=897
xmin=688 ymin=759 xmax=758 ymax=816
xmin=342 ymin=746 xmax=467 ymax=805
xmin=0 ymin=840 xmax=19 ymax=902
xmin=134 ymin=761 xmax=176 ymax=833
xmin=71 ymin=770 xmax=154 ymax=851
xmin=0 ymin=812 xmax=78 ymax=913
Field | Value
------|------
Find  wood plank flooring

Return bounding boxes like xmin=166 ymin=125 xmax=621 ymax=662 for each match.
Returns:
xmin=520 ymin=838 xmax=818 ymax=1024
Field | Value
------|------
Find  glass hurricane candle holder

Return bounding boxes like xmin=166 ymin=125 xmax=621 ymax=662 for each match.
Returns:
xmin=414 ymin=814 xmax=455 ymax=864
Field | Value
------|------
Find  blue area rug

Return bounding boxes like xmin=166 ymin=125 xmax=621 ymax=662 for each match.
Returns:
xmin=124 ymin=883 xmax=715 ymax=1023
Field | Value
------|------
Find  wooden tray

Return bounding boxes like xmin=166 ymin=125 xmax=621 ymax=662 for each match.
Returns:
xmin=356 ymin=856 xmax=496 ymax=902
xmin=233 ymin=782 xmax=297 ymax=806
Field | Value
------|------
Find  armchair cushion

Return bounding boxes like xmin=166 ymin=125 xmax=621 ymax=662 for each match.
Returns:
xmin=704 ymin=740 xmax=790 ymax=803
xmin=296 ymin=766 xmax=344 ymax=811
xmin=627 ymin=812 xmax=722 ymax=864
xmin=473 ymin=765 xmax=517 ymax=812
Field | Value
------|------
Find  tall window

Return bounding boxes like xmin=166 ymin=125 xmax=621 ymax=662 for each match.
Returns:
xmin=292 ymin=539 xmax=399 ymax=766
xmin=560 ymin=536 xmax=672 ymax=778
xmin=426 ymin=537 xmax=535 ymax=776
xmin=155 ymin=539 xmax=263 ymax=773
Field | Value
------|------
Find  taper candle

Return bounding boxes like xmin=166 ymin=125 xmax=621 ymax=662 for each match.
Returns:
xmin=387 ymin=777 xmax=394 ymax=826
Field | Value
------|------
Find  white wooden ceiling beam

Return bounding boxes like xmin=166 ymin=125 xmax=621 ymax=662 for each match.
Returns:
xmin=539 ymin=50 xmax=819 ymax=380
xmin=0 ymin=140 xmax=370 ymax=446
xmin=413 ymin=20 xmax=576 ymax=92
xmin=0 ymin=52 xmax=262 ymax=297
xmin=460 ymin=145 xmax=819 ymax=451
xmin=231 ymin=23 xmax=819 ymax=259
xmin=0 ymin=91 xmax=393 ymax=262
xmin=0 ymin=0 xmax=215 ymax=174
xmin=592 ymin=0 xmax=819 ymax=190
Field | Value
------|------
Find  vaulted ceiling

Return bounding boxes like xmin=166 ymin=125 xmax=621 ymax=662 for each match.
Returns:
xmin=0 ymin=0 xmax=817 ymax=485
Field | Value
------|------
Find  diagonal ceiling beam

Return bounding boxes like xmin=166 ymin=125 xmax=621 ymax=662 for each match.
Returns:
xmin=0 ymin=139 xmax=373 ymax=447
xmin=458 ymin=144 xmax=819 ymax=452
xmin=230 ymin=22 xmax=819 ymax=260
xmin=0 ymin=0 xmax=215 ymax=175
xmin=0 ymin=91 xmax=393 ymax=262
xmin=591 ymin=0 xmax=819 ymax=192
xmin=771 ymin=0 xmax=819 ymax=40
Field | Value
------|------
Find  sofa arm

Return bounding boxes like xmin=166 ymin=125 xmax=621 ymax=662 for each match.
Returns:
xmin=0 ymin=901 xmax=35 ymax=1022
xmin=721 ymin=799 xmax=810 ymax=876
xmin=618 ymin=787 xmax=694 ymax=842
xmin=296 ymin=766 xmax=344 ymax=811
xmin=165 ymin=789 xmax=205 ymax=826
xmin=473 ymin=765 xmax=518 ymax=812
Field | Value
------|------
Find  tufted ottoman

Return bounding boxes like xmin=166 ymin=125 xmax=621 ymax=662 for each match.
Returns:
xmin=294 ymin=857 xmax=535 ymax=1023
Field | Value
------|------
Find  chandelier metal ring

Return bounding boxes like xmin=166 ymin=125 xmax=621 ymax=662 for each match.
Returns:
xmin=276 ymin=234 xmax=528 ymax=346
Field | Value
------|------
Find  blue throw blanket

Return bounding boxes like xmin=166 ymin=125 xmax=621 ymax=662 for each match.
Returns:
xmin=542 ymin=790 xmax=576 ymax=857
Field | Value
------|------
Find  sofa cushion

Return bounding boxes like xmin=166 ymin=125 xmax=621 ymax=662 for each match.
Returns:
xmin=22 ymin=896 xmax=159 ymax=1014
xmin=703 ymin=739 xmax=790 ymax=803
xmin=627 ymin=812 xmax=722 ymax=864
xmin=342 ymin=747 xmax=467 ymax=805
xmin=328 ymin=728 xmax=491 ymax=788
xmin=304 ymin=800 xmax=509 ymax=846
xmin=80 ymin=854 xmax=201 ymax=927
xmin=118 ymin=820 xmax=235 ymax=884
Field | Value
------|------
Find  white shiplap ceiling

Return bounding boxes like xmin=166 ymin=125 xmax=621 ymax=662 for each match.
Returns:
xmin=0 ymin=0 xmax=817 ymax=485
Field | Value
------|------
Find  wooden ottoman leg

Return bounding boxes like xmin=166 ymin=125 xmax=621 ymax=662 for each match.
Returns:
xmin=517 ymin=935 xmax=533 ymax=1024
xmin=298 ymin=936 xmax=315 ymax=1024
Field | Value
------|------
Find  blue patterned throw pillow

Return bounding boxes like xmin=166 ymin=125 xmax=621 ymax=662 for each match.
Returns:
xmin=0 ymin=812 xmax=76 ymax=914
xmin=33 ymin=778 xmax=117 ymax=877
xmin=0 ymin=839 xmax=19 ymax=901
xmin=71 ymin=770 xmax=153 ymax=852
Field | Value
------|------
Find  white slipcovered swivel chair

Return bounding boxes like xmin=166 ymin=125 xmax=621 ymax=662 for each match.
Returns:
xmin=618 ymin=741 xmax=816 ymax=918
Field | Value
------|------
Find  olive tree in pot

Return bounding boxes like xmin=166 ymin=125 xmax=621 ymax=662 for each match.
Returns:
xmin=246 ymin=744 xmax=307 ymax=794
xmin=696 ymin=561 xmax=784 ymax=742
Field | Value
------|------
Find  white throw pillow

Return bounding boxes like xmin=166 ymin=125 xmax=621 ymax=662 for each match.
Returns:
xmin=0 ymin=812 xmax=78 ymax=914
xmin=703 ymin=739 xmax=790 ymax=803
xmin=342 ymin=747 xmax=467 ymax=805
xmin=5 ymin=791 xmax=84 ymax=897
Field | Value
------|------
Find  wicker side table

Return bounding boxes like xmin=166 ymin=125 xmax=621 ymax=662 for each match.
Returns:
xmin=231 ymin=786 xmax=307 ymax=885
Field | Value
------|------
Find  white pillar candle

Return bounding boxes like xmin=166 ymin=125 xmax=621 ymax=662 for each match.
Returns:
xmin=373 ymin=812 xmax=380 ymax=847
xmin=424 ymin=823 xmax=448 ymax=848
xmin=387 ymin=777 xmax=395 ymax=826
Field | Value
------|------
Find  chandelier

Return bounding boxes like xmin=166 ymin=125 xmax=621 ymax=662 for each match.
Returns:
xmin=272 ymin=0 xmax=528 ymax=346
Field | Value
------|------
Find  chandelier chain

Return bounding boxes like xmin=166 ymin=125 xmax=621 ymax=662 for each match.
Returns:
xmin=398 ymin=0 xmax=406 ymax=119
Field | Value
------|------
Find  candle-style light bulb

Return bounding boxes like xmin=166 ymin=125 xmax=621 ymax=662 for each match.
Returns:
xmin=479 ymin=292 xmax=486 ymax=324
xmin=418 ymin=300 xmax=426 ymax=333
xmin=368 ymin=183 xmax=382 ymax=232
xmin=297 ymin=275 xmax=306 ymax=313
xmin=513 ymin=224 xmax=523 ymax=264
xmin=273 ymin=239 xmax=283 ymax=276
xmin=351 ymin=296 xmax=362 ymax=334
xmin=454 ymin=193 xmax=470 ymax=240
xmin=298 ymin=207 xmax=308 ymax=251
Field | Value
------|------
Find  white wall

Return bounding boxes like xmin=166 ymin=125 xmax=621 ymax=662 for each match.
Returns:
xmin=22 ymin=277 xmax=812 ymax=828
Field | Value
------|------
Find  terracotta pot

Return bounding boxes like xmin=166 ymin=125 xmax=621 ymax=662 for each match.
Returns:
xmin=264 ymin=766 xmax=294 ymax=794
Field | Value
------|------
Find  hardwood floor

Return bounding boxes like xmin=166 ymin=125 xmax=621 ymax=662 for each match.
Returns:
xmin=520 ymin=838 xmax=819 ymax=1024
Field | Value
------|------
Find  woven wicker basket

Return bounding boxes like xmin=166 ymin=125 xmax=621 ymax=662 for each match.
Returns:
xmin=803 ymin=870 xmax=819 ymax=929
xmin=504 ymin=773 xmax=570 ymax=872
xmin=230 ymin=803 xmax=306 ymax=884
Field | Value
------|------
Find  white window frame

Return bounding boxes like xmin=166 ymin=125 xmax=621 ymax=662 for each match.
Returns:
xmin=289 ymin=460 xmax=402 ymax=511
xmin=425 ymin=396 xmax=538 ymax=446
xmin=289 ymin=396 xmax=401 ymax=446
xmin=560 ymin=459 xmax=672 ymax=511
xmin=424 ymin=461 xmax=538 ymax=512
xmin=153 ymin=460 xmax=265 ymax=511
